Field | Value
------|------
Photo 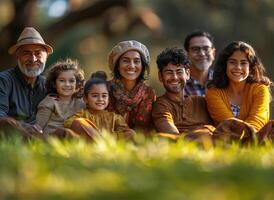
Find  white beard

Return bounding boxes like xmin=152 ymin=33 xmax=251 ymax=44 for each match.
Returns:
xmin=18 ymin=61 xmax=45 ymax=77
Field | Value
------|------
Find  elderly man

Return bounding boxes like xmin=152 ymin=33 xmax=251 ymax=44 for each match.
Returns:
xmin=152 ymin=47 xmax=214 ymax=142
xmin=0 ymin=27 xmax=53 ymax=138
xmin=184 ymin=31 xmax=215 ymax=96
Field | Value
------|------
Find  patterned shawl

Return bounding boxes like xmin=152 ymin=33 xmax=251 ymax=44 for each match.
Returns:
xmin=107 ymin=79 xmax=155 ymax=129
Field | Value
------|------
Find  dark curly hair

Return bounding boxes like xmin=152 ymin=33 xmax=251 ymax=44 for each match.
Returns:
xmin=156 ymin=47 xmax=190 ymax=73
xmin=112 ymin=52 xmax=150 ymax=83
xmin=84 ymin=71 xmax=108 ymax=97
xmin=45 ymin=58 xmax=85 ymax=98
xmin=208 ymin=41 xmax=272 ymax=89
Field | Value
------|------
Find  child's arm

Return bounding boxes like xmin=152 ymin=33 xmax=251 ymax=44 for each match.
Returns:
xmin=64 ymin=109 xmax=85 ymax=128
xmin=36 ymin=98 xmax=54 ymax=130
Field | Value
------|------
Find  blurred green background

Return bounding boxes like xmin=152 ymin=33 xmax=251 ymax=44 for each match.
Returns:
xmin=0 ymin=0 xmax=273 ymax=114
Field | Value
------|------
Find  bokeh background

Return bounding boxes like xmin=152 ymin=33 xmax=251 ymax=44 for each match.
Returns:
xmin=0 ymin=0 xmax=273 ymax=115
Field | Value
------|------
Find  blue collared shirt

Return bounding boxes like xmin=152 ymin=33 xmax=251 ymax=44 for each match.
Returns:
xmin=0 ymin=66 xmax=46 ymax=124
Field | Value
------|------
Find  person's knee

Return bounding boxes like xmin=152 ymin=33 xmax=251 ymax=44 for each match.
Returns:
xmin=70 ymin=118 xmax=87 ymax=130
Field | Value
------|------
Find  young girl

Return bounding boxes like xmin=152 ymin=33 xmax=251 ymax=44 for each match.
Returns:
xmin=36 ymin=58 xmax=85 ymax=135
xmin=64 ymin=72 xmax=135 ymax=141
xmin=205 ymin=41 xmax=272 ymax=143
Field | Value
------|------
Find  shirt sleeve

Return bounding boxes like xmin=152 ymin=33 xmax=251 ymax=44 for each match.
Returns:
xmin=245 ymin=84 xmax=270 ymax=131
xmin=205 ymin=88 xmax=233 ymax=125
xmin=114 ymin=114 xmax=133 ymax=132
xmin=0 ymin=75 xmax=11 ymax=118
xmin=114 ymin=113 xmax=135 ymax=139
xmin=152 ymin=98 xmax=179 ymax=134
xmin=64 ymin=109 xmax=85 ymax=128
xmin=35 ymin=98 xmax=54 ymax=130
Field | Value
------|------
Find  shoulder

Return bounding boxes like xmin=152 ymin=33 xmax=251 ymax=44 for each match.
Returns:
xmin=153 ymin=95 xmax=173 ymax=111
xmin=247 ymin=83 xmax=270 ymax=98
xmin=102 ymin=110 xmax=117 ymax=117
xmin=206 ymin=86 xmax=226 ymax=98
xmin=73 ymin=108 xmax=87 ymax=117
xmin=155 ymin=95 xmax=169 ymax=104
xmin=112 ymin=112 xmax=125 ymax=120
xmin=206 ymin=86 xmax=222 ymax=94
xmin=248 ymin=82 xmax=269 ymax=91
xmin=102 ymin=109 xmax=122 ymax=117
xmin=38 ymin=95 xmax=57 ymax=108
xmin=0 ymin=68 xmax=16 ymax=82
xmin=184 ymin=96 xmax=208 ymax=109
xmin=98 ymin=110 xmax=123 ymax=121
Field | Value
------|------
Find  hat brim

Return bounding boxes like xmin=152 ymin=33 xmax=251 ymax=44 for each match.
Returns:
xmin=108 ymin=47 xmax=149 ymax=71
xmin=8 ymin=42 xmax=53 ymax=55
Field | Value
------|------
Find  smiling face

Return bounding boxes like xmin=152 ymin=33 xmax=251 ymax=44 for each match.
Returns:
xmin=84 ymin=83 xmax=109 ymax=111
xmin=159 ymin=63 xmax=190 ymax=94
xmin=188 ymin=36 xmax=215 ymax=71
xmin=226 ymin=50 xmax=250 ymax=83
xmin=16 ymin=44 xmax=48 ymax=77
xmin=55 ymin=70 xmax=77 ymax=101
xmin=118 ymin=50 xmax=142 ymax=83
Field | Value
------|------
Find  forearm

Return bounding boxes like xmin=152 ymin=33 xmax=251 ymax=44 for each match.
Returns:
xmin=155 ymin=121 xmax=179 ymax=134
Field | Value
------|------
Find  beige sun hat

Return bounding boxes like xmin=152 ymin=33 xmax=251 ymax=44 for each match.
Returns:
xmin=8 ymin=27 xmax=53 ymax=55
xmin=108 ymin=40 xmax=150 ymax=71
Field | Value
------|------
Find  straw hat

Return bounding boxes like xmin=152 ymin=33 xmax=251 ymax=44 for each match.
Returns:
xmin=8 ymin=27 xmax=53 ymax=55
xmin=108 ymin=40 xmax=150 ymax=71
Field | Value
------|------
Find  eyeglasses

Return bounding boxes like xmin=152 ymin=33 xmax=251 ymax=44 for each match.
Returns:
xmin=189 ymin=46 xmax=213 ymax=54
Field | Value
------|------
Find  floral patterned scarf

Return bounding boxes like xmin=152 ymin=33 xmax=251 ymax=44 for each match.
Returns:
xmin=107 ymin=79 xmax=147 ymax=126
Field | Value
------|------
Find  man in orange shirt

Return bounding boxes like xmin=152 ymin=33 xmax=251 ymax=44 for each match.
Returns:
xmin=152 ymin=47 xmax=214 ymax=142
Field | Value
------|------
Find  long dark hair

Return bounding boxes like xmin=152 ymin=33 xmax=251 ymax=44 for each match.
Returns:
xmin=208 ymin=41 xmax=272 ymax=89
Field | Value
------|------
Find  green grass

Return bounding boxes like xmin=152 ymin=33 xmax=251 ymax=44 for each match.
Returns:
xmin=0 ymin=132 xmax=274 ymax=200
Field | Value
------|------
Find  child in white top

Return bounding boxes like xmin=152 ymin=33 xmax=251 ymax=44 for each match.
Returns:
xmin=36 ymin=58 xmax=85 ymax=135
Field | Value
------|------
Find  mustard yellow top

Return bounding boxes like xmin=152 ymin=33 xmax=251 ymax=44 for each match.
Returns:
xmin=64 ymin=109 xmax=133 ymax=134
xmin=205 ymin=83 xmax=271 ymax=131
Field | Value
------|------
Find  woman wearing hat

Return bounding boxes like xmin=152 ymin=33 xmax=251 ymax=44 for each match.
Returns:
xmin=107 ymin=40 xmax=156 ymax=134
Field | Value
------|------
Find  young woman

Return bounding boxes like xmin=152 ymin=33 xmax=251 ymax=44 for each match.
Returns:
xmin=107 ymin=40 xmax=156 ymax=134
xmin=36 ymin=59 xmax=85 ymax=135
xmin=205 ymin=41 xmax=272 ymax=143
xmin=64 ymin=73 xmax=135 ymax=141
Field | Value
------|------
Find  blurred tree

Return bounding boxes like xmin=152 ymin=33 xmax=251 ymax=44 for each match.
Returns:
xmin=0 ymin=0 xmax=161 ymax=69
xmin=151 ymin=0 xmax=274 ymax=77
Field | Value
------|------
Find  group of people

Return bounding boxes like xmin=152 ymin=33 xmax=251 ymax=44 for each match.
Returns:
xmin=0 ymin=27 xmax=273 ymax=145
